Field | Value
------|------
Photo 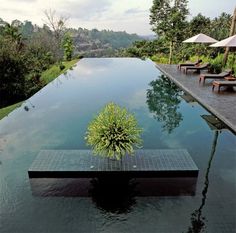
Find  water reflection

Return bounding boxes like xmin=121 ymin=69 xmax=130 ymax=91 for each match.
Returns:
xmin=90 ymin=177 xmax=137 ymax=214
xmin=29 ymin=178 xmax=92 ymax=197
xmin=186 ymin=117 xmax=222 ymax=232
xmin=23 ymin=99 xmax=35 ymax=112
xmin=29 ymin=177 xmax=137 ymax=214
xmin=181 ymin=93 xmax=198 ymax=108
xmin=30 ymin=177 xmax=197 ymax=198
xmin=146 ymin=75 xmax=183 ymax=133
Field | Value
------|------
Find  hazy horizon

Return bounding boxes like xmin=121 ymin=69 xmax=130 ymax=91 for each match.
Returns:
xmin=0 ymin=0 xmax=235 ymax=35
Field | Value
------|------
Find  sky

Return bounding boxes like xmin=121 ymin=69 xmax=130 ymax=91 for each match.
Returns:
xmin=0 ymin=0 xmax=235 ymax=35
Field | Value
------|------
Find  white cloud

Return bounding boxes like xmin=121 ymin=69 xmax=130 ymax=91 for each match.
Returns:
xmin=189 ymin=0 xmax=235 ymax=18
xmin=0 ymin=0 xmax=235 ymax=35
xmin=57 ymin=0 xmax=112 ymax=21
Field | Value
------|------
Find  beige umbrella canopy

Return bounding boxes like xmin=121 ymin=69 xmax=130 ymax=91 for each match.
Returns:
xmin=210 ymin=34 xmax=236 ymax=47
xmin=183 ymin=33 xmax=218 ymax=43
xmin=210 ymin=35 xmax=236 ymax=70
xmin=183 ymin=33 xmax=218 ymax=59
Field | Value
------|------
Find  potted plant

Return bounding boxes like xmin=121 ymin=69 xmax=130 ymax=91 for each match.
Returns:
xmin=85 ymin=102 xmax=142 ymax=160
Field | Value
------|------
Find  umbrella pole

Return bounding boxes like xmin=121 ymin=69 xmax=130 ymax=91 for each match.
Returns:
xmin=232 ymin=52 xmax=235 ymax=75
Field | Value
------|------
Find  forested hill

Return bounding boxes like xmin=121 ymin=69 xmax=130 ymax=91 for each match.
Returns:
xmin=0 ymin=19 xmax=143 ymax=57
xmin=68 ymin=28 xmax=142 ymax=57
xmin=71 ymin=28 xmax=141 ymax=49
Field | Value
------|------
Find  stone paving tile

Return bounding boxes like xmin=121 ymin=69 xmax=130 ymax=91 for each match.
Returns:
xmin=28 ymin=149 xmax=199 ymax=178
xmin=156 ymin=64 xmax=236 ymax=133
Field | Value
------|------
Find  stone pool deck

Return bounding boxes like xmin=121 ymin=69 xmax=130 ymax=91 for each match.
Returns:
xmin=156 ymin=64 xmax=236 ymax=133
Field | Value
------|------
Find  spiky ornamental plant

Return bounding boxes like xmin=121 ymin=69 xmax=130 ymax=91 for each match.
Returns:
xmin=85 ymin=102 xmax=142 ymax=160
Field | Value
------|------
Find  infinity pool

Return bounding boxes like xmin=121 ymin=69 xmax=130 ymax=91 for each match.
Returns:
xmin=0 ymin=58 xmax=235 ymax=233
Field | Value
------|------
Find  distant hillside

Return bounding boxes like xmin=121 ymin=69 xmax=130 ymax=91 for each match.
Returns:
xmin=68 ymin=28 xmax=143 ymax=57
xmin=0 ymin=18 xmax=143 ymax=57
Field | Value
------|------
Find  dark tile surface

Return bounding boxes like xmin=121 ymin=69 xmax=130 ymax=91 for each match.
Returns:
xmin=156 ymin=64 xmax=236 ymax=133
xmin=28 ymin=149 xmax=199 ymax=178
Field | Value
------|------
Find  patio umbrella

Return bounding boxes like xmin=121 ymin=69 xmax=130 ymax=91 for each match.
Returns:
xmin=183 ymin=33 xmax=218 ymax=59
xmin=183 ymin=33 xmax=218 ymax=43
xmin=210 ymin=35 xmax=236 ymax=69
xmin=210 ymin=34 xmax=236 ymax=47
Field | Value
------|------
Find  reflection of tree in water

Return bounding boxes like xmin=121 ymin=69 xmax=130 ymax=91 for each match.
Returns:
xmin=90 ymin=177 xmax=137 ymax=214
xmin=186 ymin=131 xmax=219 ymax=233
xmin=146 ymin=75 xmax=183 ymax=134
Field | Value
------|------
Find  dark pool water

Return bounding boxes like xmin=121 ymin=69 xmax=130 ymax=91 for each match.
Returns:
xmin=0 ymin=58 xmax=235 ymax=233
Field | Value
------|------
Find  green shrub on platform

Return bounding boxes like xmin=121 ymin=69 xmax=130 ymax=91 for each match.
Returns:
xmin=209 ymin=54 xmax=223 ymax=73
xmin=85 ymin=102 xmax=142 ymax=160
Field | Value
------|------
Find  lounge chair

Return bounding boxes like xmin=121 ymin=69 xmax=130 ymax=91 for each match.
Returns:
xmin=178 ymin=60 xmax=202 ymax=69
xmin=212 ymin=80 xmax=236 ymax=92
xmin=199 ymin=69 xmax=232 ymax=83
xmin=183 ymin=63 xmax=210 ymax=74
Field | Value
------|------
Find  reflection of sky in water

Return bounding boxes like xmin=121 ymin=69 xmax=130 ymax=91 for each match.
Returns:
xmin=0 ymin=58 xmax=235 ymax=233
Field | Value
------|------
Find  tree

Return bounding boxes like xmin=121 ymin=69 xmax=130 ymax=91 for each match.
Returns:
xmin=188 ymin=14 xmax=211 ymax=36
xmin=0 ymin=22 xmax=48 ymax=107
xmin=223 ymin=7 xmax=236 ymax=66
xmin=3 ymin=22 xmax=23 ymax=46
xmin=0 ymin=34 xmax=28 ymax=107
xmin=150 ymin=0 xmax=189 ymax=64
xmin=210 ymin=13 xmax=231 ymax=40
xmin=43 ymin=9 xmax=68 ymax=60
xmin=21 ymin=20 xmax=34 ymax=38
xmin=62 ymin=33 xmax=74 ymax=61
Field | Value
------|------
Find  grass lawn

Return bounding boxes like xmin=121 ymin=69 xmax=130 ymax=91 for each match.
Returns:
xmin=0 ymin=102 xmax=23 ymax=120
xmin=0 ymin=59 xmax=79 ymax=120
xmin=41 ymin=59 xmax=79 ymax=84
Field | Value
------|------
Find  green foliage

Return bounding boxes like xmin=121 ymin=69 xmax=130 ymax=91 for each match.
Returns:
xmin=72 ymin=27 xmax=142 ymax=57
xmin=85 ymin=102 xmax=142 ymax=160
xmin=3 ymin=22 xmax=23 ymax=45
xmin=25 ymin=42 xmax=54 ymax=75
xmin=40 ymin=59 xmax=78 ymax=84
xmin=150 ymin=0 xmax=189 ymax=63
xmin=62 ymin=33 xmax=74 ymax=61
xmin=0 ymin=102 xmax=23 ymax=120
xmin=0 ymin=23 xmax=49 ymax=107
xmin=0 ymin=35 xmax=28 ymax=107
xmin=209 ymin=54 xmax=224 ymax=73
xmin=226 ymin=54 xmax=236 ymax=74
xmin=88 ymin=29 xmax=141 ymax=49
xmin=210 ymin=13 xmax=231 ymax=40
xmin=151 ymin=55 xmax=169 ymax=64
xmin=20 ymin=20 xmax=34 ymax=39
xmin=59 ymin=63 xmax=65 ymax=70
xmin=188 ymin=14 xmax=211 ymax=36
xmin=146 ymin=75 xmax=183 ymax=133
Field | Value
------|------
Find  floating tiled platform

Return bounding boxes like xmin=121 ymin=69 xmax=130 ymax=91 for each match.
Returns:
xmin=28 ymin=149 xmax=198 ymax=178
xmin=156 ymin=64 xmax=236 ymax=133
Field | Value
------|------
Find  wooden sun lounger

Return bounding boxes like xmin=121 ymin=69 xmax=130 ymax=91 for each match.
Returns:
xmin=183 ymin=63 xmax=209 ymax=74
xmin=212 ymin=80 xmax=236 ymax=92
xmin=199 ymin=70 xmax=232 ymax=83
xmin=178 ymin=60 xmax=201 ymax=69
